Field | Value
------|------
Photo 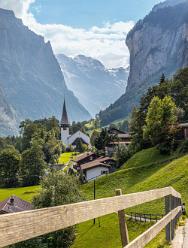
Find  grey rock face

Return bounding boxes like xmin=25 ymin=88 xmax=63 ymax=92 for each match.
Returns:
xmin=0 ymin=86 xmax=17 ymax=136
xmin=99 ymin=0 xmax=188 ymax=125
xmin=126 ymin=1 xmax=188 ymax=94
xmin=0 ymin=8 xmax=91 ymax=135
xmin=57 ymin=54 xmax=128 ymax=117
xmin=153 ymin=0 xmax=187 ymax=11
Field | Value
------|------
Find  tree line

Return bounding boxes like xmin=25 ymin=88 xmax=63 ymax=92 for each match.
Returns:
xmin=0 ymin=117 xmax=62 ymax=188
xmin=129 ymin=68 xmax=188 ymax=155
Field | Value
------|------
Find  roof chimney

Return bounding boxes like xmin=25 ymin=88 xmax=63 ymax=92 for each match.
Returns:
xmin=9 ymin=196 xmax=14 ymax=205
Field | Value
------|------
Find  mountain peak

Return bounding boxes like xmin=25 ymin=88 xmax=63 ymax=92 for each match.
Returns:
xmin=74 ymin=55 xmax=105 ymax=70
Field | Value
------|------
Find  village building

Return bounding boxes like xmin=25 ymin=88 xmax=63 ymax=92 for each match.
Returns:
xmin=179 ymin=123 xmax=188 ymax=140
xmin=79 ymin=156 xmax=115 ymax=181
xmin=74 ymin=152 xmax=98 ymax=170
xmin=0 ymin=196 xmax=33 ymax=214
xmin=60 ymin=100 xmax=91 ymax=148
xmin=106 ymin=127 xmax=131 ymax=156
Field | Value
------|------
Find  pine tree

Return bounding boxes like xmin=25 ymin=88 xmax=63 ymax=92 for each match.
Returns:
xmin=160 ymin=73 xmax=165 ymax=84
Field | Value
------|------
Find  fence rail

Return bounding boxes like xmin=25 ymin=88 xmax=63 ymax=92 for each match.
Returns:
xmin=129 ymin=212 xmax=164 ymax=222
xmin=0 ymin=186 xmax=182 ymax=248
xmin=126 ymin=207 xmax=181 ymax=248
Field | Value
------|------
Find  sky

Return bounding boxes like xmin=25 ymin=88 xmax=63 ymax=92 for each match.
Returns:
xmin=30 ymin=0 xmax=164 ymax=28
xmin=0 ymin=0 xmax=165 ymax=68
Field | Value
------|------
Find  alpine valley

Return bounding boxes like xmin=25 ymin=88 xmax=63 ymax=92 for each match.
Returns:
xmin=57 ymin=54 xmax=128 ymax=117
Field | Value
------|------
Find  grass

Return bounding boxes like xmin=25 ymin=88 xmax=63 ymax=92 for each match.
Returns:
xmin=0 ymin=185 xmax=40 ymax=202
xmin=122 ymin=147 xmax=174 ymax=169
xmin=58 ymin=152 xmax=77 ymax=164
xmin=72 ymin=215 xmax=152 ymax=248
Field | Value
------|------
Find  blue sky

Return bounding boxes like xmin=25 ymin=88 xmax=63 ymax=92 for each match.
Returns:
xmin=30 ymin=0 xmax=164 ymax=28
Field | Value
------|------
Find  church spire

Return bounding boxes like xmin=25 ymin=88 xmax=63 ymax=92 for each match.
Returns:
xmin=61 ymin=99 xmax=69 ymax=128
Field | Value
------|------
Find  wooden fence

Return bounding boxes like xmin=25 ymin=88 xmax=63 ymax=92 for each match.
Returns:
xmin=0 ymin=186 xmax=182 ymax=248
xmin=129 ymin=212 xmax=164 ymax=222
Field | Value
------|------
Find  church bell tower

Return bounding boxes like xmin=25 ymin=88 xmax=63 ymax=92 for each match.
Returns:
xmin=60 ymin=99 xmax=70 ymax=146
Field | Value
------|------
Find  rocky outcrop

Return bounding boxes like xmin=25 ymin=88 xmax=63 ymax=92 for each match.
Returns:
xmin=0 ymin=8 xmax=91 ymax=135
xmin=57 ymin=54 xmax=128 ymax=116
xmin=99 ymin=0 xmax=188 ymax=125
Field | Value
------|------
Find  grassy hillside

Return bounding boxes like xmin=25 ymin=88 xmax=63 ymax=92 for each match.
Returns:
xmin=73 ymin=149 xmax=188 ymax=248
xmin=122 ymin=147 xmax=175 ymax=169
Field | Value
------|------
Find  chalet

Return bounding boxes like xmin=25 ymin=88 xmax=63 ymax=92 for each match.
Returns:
xmin=106 ymin=127 xmax=131 ymax=156
xmin=80 ymin=157 xmax=115 ymax=181
xmin=60 ymin=100 xmax=91 ymax=149
xmin=0 ymin=196 xmax=33 ymax=214
xmin=74 ymin=152 xmax=98 ymax=170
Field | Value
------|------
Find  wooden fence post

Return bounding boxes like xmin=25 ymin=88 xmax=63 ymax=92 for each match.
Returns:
xmin=171 ymin=196 xmax=176 ymax=240
xmin=165 ymin=195 xmax=172 ymax=242
xmin=116 ymin=189 xmax=129 ymax=247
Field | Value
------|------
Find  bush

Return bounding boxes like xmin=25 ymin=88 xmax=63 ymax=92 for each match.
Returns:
xmin=178 ymin=140 xmax=188 ymax=154
xmin=115 ymin=146 xmax=131 ymax=167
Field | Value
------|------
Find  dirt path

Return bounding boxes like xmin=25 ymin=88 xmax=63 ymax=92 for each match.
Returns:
xmin=172 ymin=220 xmax=188 ymax=248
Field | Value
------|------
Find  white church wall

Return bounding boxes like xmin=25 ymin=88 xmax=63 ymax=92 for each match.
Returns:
xmin=61 ymin=127 xmax=70 ymax=146
xmin=86 ymin=166 xmax=109 ymax=181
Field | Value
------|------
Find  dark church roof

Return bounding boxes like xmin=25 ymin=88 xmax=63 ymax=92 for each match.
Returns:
xmin=61 ymin=99 xmax=69 ymax=126
xmin=0 ymin=196 xmax=33 ymax=214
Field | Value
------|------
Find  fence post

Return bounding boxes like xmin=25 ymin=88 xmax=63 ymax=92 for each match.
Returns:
xmin=165 ymin=195 xmax=172 ymax=242
xmin=171 ymin=196 xmax=176 ymax=240
xmin=116 ymin=189 xmax=129 ymax=247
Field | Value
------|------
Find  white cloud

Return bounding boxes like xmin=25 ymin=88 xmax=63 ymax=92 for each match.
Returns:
xmin=0 ymin=0 xmax=134 ymax=68
xmin=0 ymin=0 xmax=34 ymax=17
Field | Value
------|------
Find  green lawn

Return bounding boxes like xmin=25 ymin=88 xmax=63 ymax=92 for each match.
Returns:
xmin=72 ymin=214 xmax=152 ymax=248
xmin=58 ymin=152 xmax=77 ymax=164
xmin=0 ymin=185 xmax=40 ymax=202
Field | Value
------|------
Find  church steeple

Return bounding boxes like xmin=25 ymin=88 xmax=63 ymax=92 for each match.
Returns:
xmin=61 ymin=99 xmax=70 ymax=128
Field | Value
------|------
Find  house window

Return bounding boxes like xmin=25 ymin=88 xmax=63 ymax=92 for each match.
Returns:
xmin=101 ymin=170 xmax=108 ymax=175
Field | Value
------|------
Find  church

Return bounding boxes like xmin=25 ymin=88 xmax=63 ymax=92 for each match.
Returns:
xmin=60 ymin=100 xmax=91 ymax=148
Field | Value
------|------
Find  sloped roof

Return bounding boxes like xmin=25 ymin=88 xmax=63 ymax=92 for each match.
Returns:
xmin=75 ymin=152 xmax=95 ymax=162
xmin=80 ymin=157 xmax=114 ymax=171
xmin=179 ymin=123 xmax=188 ymax=128
xmin=117 ymin=133 xmax=131 ymax=139
xmin=0 ymin=195 xmax=33 ymax=214
xmin=108 ymin=127 xmax=126 ymax=134
xmin=80 ymin=161 xmax=110 ymax=171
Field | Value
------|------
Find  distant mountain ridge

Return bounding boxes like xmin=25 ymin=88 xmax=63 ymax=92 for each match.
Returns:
xmin=99 ymin=0 xmax=188 ymax=125
xmin=57 ymin=54 xmax=128 ymax=116
xmin=153 ymin=0 xmax=186 ymax=10
xmin=0 ymin=8 xmax=91 ymax=136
